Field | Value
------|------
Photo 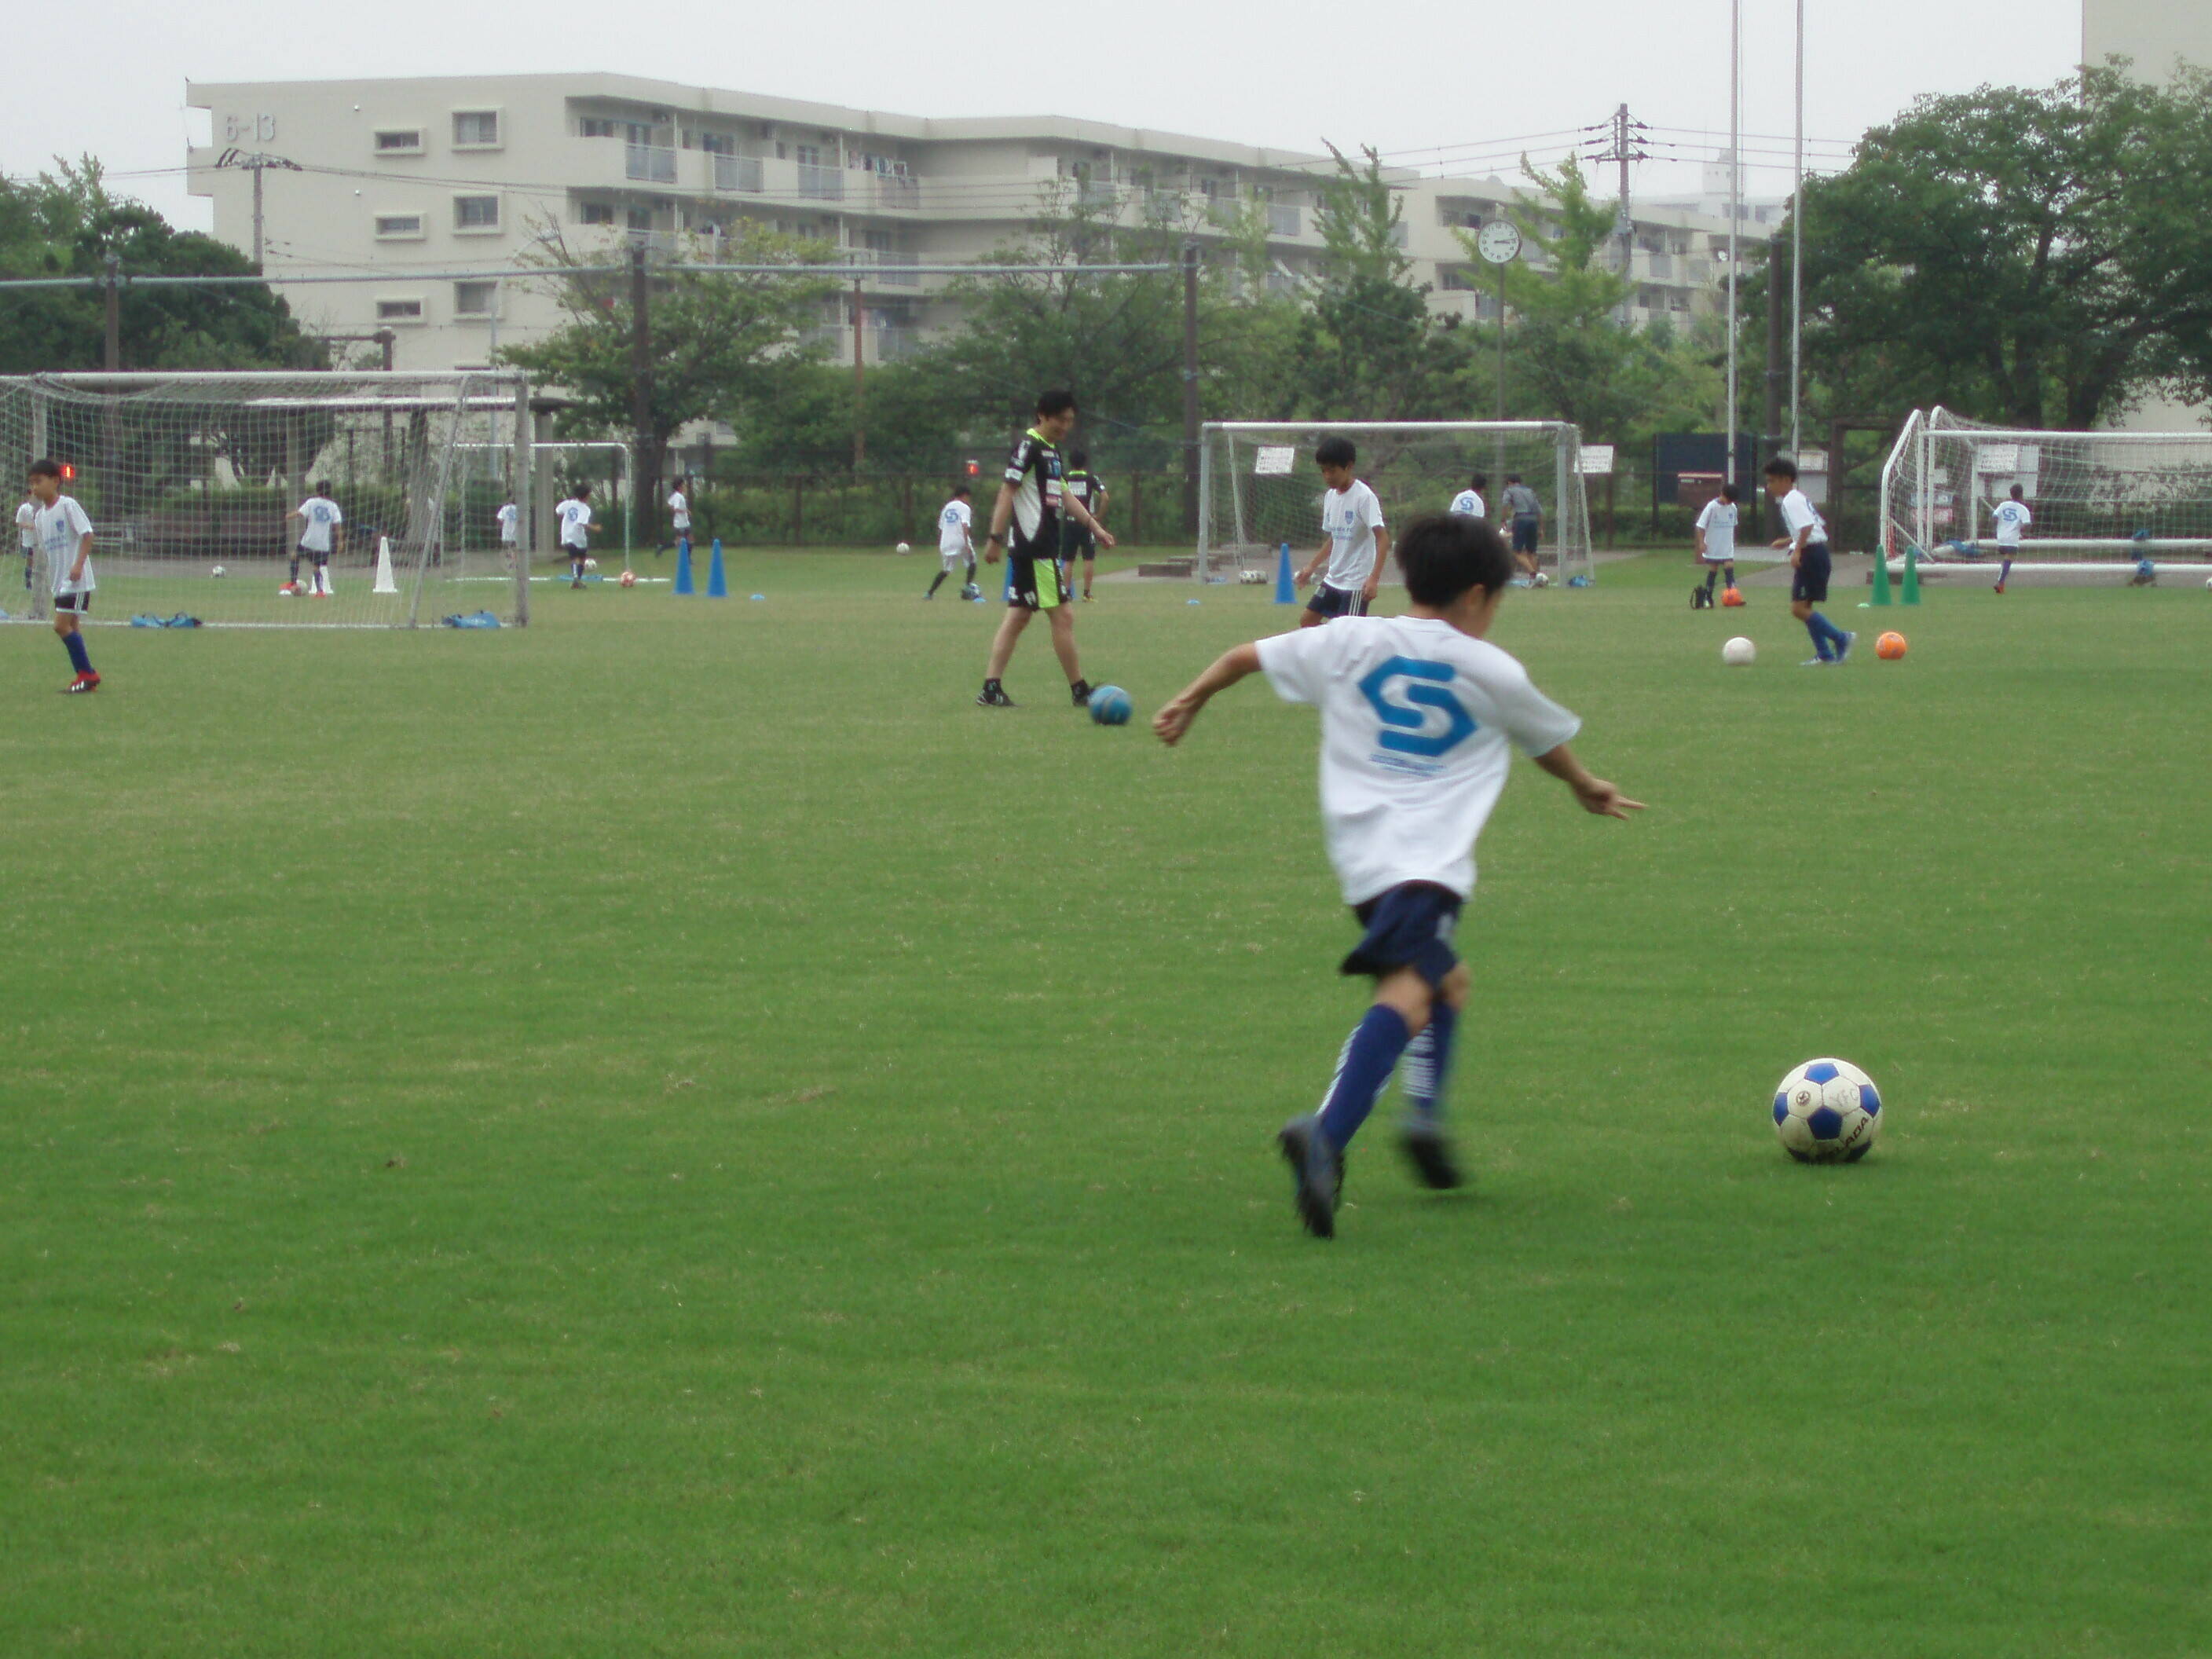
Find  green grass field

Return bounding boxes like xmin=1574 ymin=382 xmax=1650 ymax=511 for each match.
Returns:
xmin=4 ymin=552 xmax=2207 ymax=1657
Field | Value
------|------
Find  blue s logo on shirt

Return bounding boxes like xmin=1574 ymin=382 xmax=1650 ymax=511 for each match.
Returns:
xmin=1357 ymin=657 xmax=1478 ymax=757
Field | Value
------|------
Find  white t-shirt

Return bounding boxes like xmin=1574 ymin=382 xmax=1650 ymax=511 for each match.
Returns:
xmin=668 ymin=490 xmax=690 ymax=530
xmin=1254 ymin=615 xmax=1581 ymax=905
xmin=35 ymin=496 xmax=96 ymax=595
xmin=295 ymin=496 xmax=343 ymax=553
xmin=1778 ymin=488 xmax=1826 ymax=547
xmin=557 ymin=499 xmax=592 ymax=550
xmin=1695 ymin=497 xmax=1738 ymax=562
xmin=496 ymin=504 xmax=518 ymax=544
xmin=1992 ymin=500 xmax=2031 ymax=546
xmin=937 ymin=497 xmax=973 ymax=557
xmin=1448 ymin=489 xmax=1486 ymax=519
xmin=1320 ymin=480 xmax=1386 ymax=591
xmin=15 ymin=500 xmax=33 ymax=550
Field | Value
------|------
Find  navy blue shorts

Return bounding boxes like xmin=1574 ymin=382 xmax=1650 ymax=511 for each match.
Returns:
xmin=1511 ymin=515 xmax=1540 ymax=554
xmin=1342 ymin=882 xmax=1463 ymax=987
xmin=1305 ymin=581 xmax=1368 ymax=619
xmin=1792 ymin=541 xmax=1832 ymax=602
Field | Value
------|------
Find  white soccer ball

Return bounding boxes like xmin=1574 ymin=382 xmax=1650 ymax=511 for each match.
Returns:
xmin=895 ymin=541 xmax=912 ymax=555
xmin=583 ymin=557 xmax=599 ymax=573
xmin=211 ymin=565 xmax=225 ymax=578
xmin=1722 ymin=635 xmax=1756 ymax=667
xmin=1773 ymin=1057 xmax=1883 ymax=1163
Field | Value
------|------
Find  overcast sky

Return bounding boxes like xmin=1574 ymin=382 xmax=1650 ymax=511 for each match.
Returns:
xmin=8 ymin=0 xmax=2082 ymax=229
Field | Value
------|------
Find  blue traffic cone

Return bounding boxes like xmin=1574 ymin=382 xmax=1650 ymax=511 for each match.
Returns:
xmin=706 ymin=537 xmax=728 ymax=598
xmin=674 ymin=539 xmax=695 ymax=595
xmin=1274 ymin=541 xmax=1295 ymax=604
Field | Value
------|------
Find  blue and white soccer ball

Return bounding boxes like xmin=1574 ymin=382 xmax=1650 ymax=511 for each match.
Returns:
xmin=1773 ymin=1057 xmax=1882 ymax=1163
xmin=960 ymin=581 xmax=981 ymax=602
xmin=1087 ymin=684 xmax=1133 ymax=726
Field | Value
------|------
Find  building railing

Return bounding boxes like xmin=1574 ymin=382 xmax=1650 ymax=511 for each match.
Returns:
xmin=797 ymin=163 xmax=844 ymax=201
xmin=714 ymin=153 xmax=764 ymax=193
xmin=626 ymin=144 xmax=676 ymax=183
xmin=1267 ymin=203 xmax=1302 ymax=237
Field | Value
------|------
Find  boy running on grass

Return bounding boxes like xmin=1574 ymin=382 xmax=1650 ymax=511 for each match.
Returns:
xmin=1991 ymin=483 xmax=2031 ymax=594
xmin=1153 ymin=513 xmax=1641 ymax=1238
xmin=557 ymin=484 xmax=598 ymax=590
xmin=1694 ymin=482 xmax=1741 ymax=607
xmin=28 ymin=459 xmax=100 ymax=693
xmin=925 ymin=484 xmax=976 ymax=599
xmin=1764 ymin=456 xmax=1853 ymax=665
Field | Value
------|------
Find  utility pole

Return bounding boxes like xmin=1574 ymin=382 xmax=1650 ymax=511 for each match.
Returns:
xmin=629 ymin=243 xmax=654 ymax=537
xmin=851 ymin=276 xmax=866 ymax=470
xmin=1725 ymin=0 xmax=1741 ymax=487
xmin=1791 ymin=0 xmax=1807 ymax=462
xmin=214 ymin=148 xmax=302 ymax=268
xmin=103 ymin=255 xmax=121 ymax=372
xmin=1764 ymin=238 xmax=1787 ymax=537
xmin=1589 ymin=106 xmax=1648 ymax=328
xmin=1181 ymin=240 xmax=1200 ymax=537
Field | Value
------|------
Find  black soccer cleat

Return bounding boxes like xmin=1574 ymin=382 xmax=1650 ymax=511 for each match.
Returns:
xmin=1276 ymin=1115 xmax=1342 ymax=1239
xmin=976 ymin=683 xmax=1015 ymax=708
xmin=1397 ymin=1118 xmax=1463 ymax=1190
xmin=1070 ymin=678 xmax=1093 ymax=707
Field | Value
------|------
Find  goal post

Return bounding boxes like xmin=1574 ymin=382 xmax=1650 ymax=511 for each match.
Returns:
xmin=1196 ymin=421 xmax=1593 ymax=585
xmin=0 ymin=370 xmax=533 ymax=627
xmin=1880 ymin=406 xmax=2212 ymax=584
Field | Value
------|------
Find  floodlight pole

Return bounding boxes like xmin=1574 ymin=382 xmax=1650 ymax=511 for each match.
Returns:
xmin=629 ymin=242 xmax=654 ymax=539
xmin=1725 ymin=0 xmax=1740 ymax=486
xmin=1791 ymin=0 xmax=1805 ymax=460
xmin=1181 ymin=240 xmax=1200 ymax=537
xmin=103 ymin=255 xmax=121 ymax=372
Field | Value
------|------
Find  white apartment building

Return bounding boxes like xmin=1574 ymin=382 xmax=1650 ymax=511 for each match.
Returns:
xmin=186 ymin=75 xmax=1756 ymax=374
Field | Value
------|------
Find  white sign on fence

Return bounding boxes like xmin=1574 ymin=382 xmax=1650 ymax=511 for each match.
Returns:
xmin=1253 ymin=446 xmax=1298 ymax=476
xmin=1578 ymin=445 xmax=1615 ymax=475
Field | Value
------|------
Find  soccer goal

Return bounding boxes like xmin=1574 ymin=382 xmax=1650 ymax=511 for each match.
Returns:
xmin=0 ymin=371 xmax=534 ymax=627
xmin=1881 ymin=406 xmax=2212 ymax=585
xmin=1196 ymin=421 xmax=1593 ymax=585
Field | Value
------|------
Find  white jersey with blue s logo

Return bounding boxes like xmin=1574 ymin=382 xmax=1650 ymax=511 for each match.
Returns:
xmin=1448 ymin=489 xmax=1486 ymax=519
xmin=1255 ymin=615 xmax=1580 ymax=904
xmin=937 ymin=497 xmax=973 ymax=557
xmin=1992 ymin=499 xmax=2031 ymax=545
xmin=295 ymin=496 xmax=344 ymax=553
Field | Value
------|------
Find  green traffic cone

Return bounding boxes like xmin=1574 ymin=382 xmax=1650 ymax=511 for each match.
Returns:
xmin=1870 ymin=539 xmax=1894 ymax=606
xmin=1901 ymin=542 xmax=1921 ymax=606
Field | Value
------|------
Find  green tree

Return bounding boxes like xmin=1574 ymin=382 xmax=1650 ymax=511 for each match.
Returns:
xmin=1296 ymin=145 xmax=1474 ymax=420
xmin=499 ymin=220 xmax=837 ymax=515
xmin=1475 ymin=156 xmax=1717 ymax=445
xmin=1794 ymin=64 xmax=2212 ymax=430
xmin=0 ymin=159 xmax=325 ymax=372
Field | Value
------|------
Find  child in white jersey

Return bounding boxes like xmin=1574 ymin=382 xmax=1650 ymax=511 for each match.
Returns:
xmin=1154 ymin=513 xmax=1642 ymax=1238
xmin=1294 ymin=435 xmax=1388 ymax=624
xmin=1693 ymin=482 xmax=1741 ymax=608
xmin=1991 ymin=484 xmax=2031 ymax=594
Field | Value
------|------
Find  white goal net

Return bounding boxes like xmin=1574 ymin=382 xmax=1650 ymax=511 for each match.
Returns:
xmin=1881 ymin=406 xmax=2212 ymax=584
xmin=0 ymin=371 xmax=533 ymax=627
xmin=1197 ymin=421 xmax=1592 ymax=584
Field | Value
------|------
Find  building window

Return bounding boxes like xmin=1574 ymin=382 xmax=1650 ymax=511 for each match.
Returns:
xmin=375 ymin=298 xmax=425 ymax=324
xmin=795 ymin=144 xmax=822 ymax=167
xmin=626 ymin=207 xmax=652 ymax=232
xmin=579 ymin=202 xmax=615 ymax=225
xmin=452 ymin=110 xmax=501 ymax=148
xmin=577 ymin=117 xmax=617 ymax=139
xmin=454 ymin=281 xmax=498 ymax=317
xmin=373 ymin=129 xmax=423 ymax=155
xmin=453 ymin=196 xmax=500 ymax=232
xmin=696 ymin=131 xmax=736 ymax=156
xmin=374 ymin=214 xmax=423 ymax=240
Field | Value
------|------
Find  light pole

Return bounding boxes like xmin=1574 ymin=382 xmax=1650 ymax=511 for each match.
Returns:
xmin=1726 ymin=0 xmax=1741 ymax=486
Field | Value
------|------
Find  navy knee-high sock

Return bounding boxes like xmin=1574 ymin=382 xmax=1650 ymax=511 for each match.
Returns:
xmin=1317 ymin=1005 xmax=1412 ymax=1152
xmin=64 ymin=631 xmax=90 ymax=674
xmin=1401 ymin=1004 xmax=1458 ymax=1122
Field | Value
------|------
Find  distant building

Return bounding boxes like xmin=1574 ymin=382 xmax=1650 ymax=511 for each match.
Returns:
xmin=187 ymin=75 xmax=1764 ymax=377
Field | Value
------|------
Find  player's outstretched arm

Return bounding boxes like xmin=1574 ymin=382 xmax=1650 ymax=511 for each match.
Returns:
xmin=1064 ymin=494 xmax=1116 ymax=548
xmin=1153 ymin=642 xmax=1262 ymax=745
xmin=1531 ymin=742 xmax=1644 ymax=819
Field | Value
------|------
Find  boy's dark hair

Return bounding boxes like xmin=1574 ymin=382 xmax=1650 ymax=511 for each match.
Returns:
xmin=1035 ymin=388 xmax=1076 ymax=417
xmin=1397 ymin=512 xmax=1513 ymax=606
xmin=2009 ymin=483 xmax=2025 ymax=499
xmin=1314 ymin=435 xmax=1357 ymax=469
xmin=1718 ymin=482 xmax=1740 ymax=503
xmin=1505 ymin=472 xmax=1522 ymax=485
xmin=315 ymin=479 xmax=334 ymax=496
xmin=1470 ymin=472 xmax=1488 ymax=492
xmin=29 ymin=457 xmax=60 ymax=481
xmin=1763 ymin=456 xmax=1798 ymax=482
xmin=951 ymin=483 xmax=972 ymax=498
xmin=574 ymin=482 xmax=593 ymax=498
xmin=1068 ymin=448 xmax=1088 ymax=468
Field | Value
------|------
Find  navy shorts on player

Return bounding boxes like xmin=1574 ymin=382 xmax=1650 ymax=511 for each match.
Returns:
xmin=53 ymin=591 xmax=92 ymax=614
xmin=1066 ymin=533 xmax=1096 ymax=562
xmin=1792 ymin=540 xmax=1833 ymax=603
xmin=1511 ymin=515 xmax=1540 ymax=554
xmin=1305 ymin=581 xmax=1370 ymax=620
xmin=1341 ymin=881 xmax=1463 ymax=987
